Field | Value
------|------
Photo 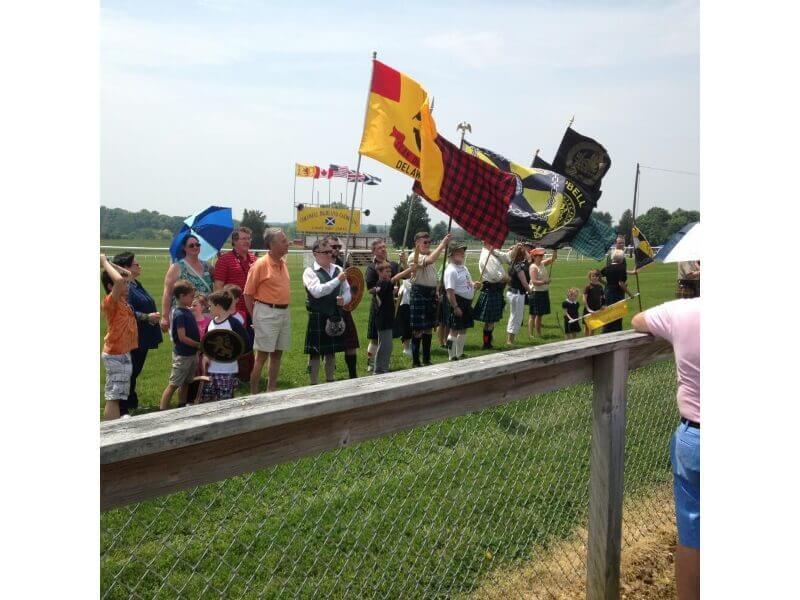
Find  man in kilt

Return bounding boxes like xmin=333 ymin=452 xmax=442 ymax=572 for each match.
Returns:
xmin=444 ymin=243 xmax=481 ymax=360
xmin=474 ymin=241 xmax=518 ymax=349
xmin=302 ymin=240 xmax=351 ymax=384
xmin=364 ymin=238 xmax=400 ymax=371
xmin=401 ymin=231 xmax=452 ymax=367
xmin=325 ymin=235 xmax=360 ymax=379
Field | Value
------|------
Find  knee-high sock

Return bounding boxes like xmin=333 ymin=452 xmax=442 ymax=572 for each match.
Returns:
xmin=324 ymin=354 xmax=336 ymax=381
xmin=309 ymin=355 xmax=320 ymax=385
xmin=421 ymin=333 xmax=433 ymax=364
xmin=482 ymin=327 xmax=491 ymax=348
xmin=344 ymin=353 xmax=358 ymax=378
xmin=457 ymin=333 xmax=467 ymax=357
xmin=411 ymin=336 xmax=421 ymax=365
xmin=447 ymin=333 xmax=457 ymax=360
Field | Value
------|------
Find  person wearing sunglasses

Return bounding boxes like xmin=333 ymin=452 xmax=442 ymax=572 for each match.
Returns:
xmin=302 ymin=240 xmax=351 ymax=384
xmin=160 ymin=235 xmax=215 ymax=333
xmin=323 ymin=235 xmax=360 ymax=379
xmin=394 ymin=231 xmax=452 ymax=367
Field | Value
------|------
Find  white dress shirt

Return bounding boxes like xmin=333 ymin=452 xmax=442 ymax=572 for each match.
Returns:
xmin=302 ymin=261 xmax=352 ymax=305
xmin=478 ymin=247 xmax=512 ymax=283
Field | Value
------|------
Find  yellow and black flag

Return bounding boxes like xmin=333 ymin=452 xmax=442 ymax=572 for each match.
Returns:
xmin=632 ymin=225 xmax=655 ymax=270
xmin=463 ymin=140 xmax=598 ymax=249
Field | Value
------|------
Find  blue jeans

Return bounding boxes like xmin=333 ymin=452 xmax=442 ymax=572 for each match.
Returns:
xmin=670 ymin=421 xmax=700 ymax=548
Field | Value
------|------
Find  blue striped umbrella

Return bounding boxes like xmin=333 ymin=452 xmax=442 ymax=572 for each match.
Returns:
xmin=169 ymin=206 xmax=233 ymax=262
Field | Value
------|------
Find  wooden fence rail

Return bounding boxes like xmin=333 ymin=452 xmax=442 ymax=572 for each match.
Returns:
xmin=100 ymin=330 xmax=673 ymax=600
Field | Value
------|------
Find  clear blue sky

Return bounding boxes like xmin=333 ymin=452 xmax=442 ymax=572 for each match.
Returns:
xmin=101 ymin=0 xmax=699 ymax=227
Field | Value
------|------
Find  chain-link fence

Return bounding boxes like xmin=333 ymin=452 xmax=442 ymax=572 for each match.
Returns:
xmin=101 ymin=358 xmax=677 ymax=599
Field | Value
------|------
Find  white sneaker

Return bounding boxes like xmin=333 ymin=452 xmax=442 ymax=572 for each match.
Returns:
xmin=366 ymin=363 xmax=373 ymax=372
xmin=121 ymin=414 xmax=131 ymax=419
xmin=403 ymin=348 xmax=413 ymax=357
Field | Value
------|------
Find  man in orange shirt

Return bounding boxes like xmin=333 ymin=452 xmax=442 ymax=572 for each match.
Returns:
xmin=244 ymin=228 xmax=291 ymax=394
xmin=100 ymin=254 xmax=138 ymax=420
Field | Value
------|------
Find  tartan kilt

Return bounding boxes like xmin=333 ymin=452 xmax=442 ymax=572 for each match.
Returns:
xmin=676 ymin=279 xmax=700 ymax=299
xmin=304 ymin=312 xmax=345 ymax=355
xmin=410 ymin=284 xmax=438 ymax=330
xmin=438 ymin=294 xmax=450 ymax=328
xmin=366 ymin=297 xmax=379 ymax=340
xmin=393 ymin=304 xmax=412 ymax=340
xmin=342 ymin=309 xmax=360 ymax=350
xmin=448 ymin=294 xmax=475 ymax=330
xmin=474 ymin=282 xmax=506 ymax=323
xmin=528 ymin=290 xmax=551 ymax=315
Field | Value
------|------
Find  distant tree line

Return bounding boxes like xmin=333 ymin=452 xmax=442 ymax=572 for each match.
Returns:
xmin=100 ymin=206 xmax=188 ymax=240
xmin=616 ymin=207 xmax=699 ymax=246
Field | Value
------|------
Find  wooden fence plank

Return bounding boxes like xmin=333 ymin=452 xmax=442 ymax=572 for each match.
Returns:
xmin=586 ymin=348 xmax=630 ymax=600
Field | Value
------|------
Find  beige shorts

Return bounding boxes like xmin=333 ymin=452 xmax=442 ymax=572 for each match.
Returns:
xmin=169 ymin=353 xmax=198 ymax=387
xmin=253 ymin=302 xmax=291 ymax=353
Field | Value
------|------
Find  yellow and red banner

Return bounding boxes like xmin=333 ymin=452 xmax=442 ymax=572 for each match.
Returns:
xmin=295 ymin=206 xmax=361 ymax=234
xmin=584 ymin=299 xmax=629 ymax=332
xmin=359 ymin=60 xmax=442 ymax=186
xmin=296 ymin=163 xmax=320 ymax=178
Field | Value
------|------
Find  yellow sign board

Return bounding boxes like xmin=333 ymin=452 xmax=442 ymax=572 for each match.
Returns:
xmin=296 ymin=206 xmax=361 ymax=234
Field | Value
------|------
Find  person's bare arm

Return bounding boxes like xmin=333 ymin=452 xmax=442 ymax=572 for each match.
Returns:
xmin=631 ymin=312 xmax=650 ymax=333
xmin=100 ymin=255 xmax=130 ymax=301
xmin=160 ymin=263 xmax=180 ymax=331
xmin=176 ymin=326 xmax=201 ymax=349
xmin=543 ymin=249 xmax=557 ymax=266
xmin=392 ymin=265 xmax=414 ymax=282
xmin=424 ymin=233 xmax=452 ymax=265
xmin=214 ymin=279 xmax=225 ymax=292
xmin=244 ymin=294 xmax=255 ymax=316
xmin=446 ymin=288 xmax=462 ymax=316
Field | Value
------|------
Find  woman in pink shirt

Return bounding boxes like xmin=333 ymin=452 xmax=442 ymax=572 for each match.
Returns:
xmin=632 ymin=297 xmax=700 ymax=600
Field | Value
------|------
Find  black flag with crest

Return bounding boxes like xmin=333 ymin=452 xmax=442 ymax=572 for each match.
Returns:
xmin=552 ymin=127 xmax=611 ymax=202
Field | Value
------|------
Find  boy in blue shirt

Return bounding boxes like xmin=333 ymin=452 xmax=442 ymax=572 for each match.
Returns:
xmin=160 ymin=279 xmax=201 ymax=410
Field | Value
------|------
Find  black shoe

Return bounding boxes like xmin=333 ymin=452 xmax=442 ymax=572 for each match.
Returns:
xmin=449 ymin=356 xmax=459 ymax=361
xmin=459 ymin=354 xmax=469 ymax=360
xmin=412 ymin=361 xmax=422 ymax=368
xmin=422 ymin=361 xmax=432 ymax=367
xmin=481 ymin=344 xmax=492 ymax=350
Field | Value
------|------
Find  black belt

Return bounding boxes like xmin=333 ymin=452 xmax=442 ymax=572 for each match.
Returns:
xmin=680 ymin=417 xmax=700 ymax=429
xmin=257 ymin=300 xmax=288 ymax=309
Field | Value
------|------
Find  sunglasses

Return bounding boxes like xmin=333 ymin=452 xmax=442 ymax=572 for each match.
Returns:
xmin=330 ymin=244 xmax=342 ymax=249
xmin=186 ymin=243 xmax=201 ymax=249
xmin=419 ymin=240 xmax=431 ymax=245
xmin=315 ymin=249 xmax=333 ymax=255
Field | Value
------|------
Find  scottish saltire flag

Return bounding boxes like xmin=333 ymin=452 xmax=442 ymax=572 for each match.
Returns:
xmin=364 ymin=174 xmax=381 ymax=185
xmin=632 ymin=225 xmax=655 ymax=270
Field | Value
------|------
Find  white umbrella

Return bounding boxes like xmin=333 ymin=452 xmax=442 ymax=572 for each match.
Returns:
xmin=654 ymin=221 xmax=700 ymax=263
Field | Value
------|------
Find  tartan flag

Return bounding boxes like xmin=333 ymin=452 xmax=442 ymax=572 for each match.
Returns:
xmin=412 ymin=135 xmax=517 ymax=249
xmin=571 ymin=215 xmax=617 ymax=260
xmin=296 ymin=163 xmax=320 ymax=178
xmin=552 ymin=127 xmax=611 ymax=202
xmin=462 ymin=140 xmax=598 ymax=248
xmin=632 ymin=224 xmax=655 ymax=270
xmin=584 ymin=299 xmax=629 ymax=332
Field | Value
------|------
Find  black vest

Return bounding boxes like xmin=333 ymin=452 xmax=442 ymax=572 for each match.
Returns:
xmin=306 ymin=266 xmax=341 ymax=316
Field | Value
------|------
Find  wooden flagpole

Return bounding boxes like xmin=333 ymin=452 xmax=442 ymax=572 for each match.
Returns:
xmin=631 ymin=162 xmax=643 ymax=312
xmin=343 ymin=51 xmax=377 ymax=267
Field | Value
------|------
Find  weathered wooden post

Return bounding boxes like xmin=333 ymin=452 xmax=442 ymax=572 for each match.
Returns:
xmin=586 ymin=348 xmax=629 ymax=600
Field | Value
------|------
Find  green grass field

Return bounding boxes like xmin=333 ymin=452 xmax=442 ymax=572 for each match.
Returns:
xmin=100 ymin=246 xmax=680 ymax=598
xmin=99 ymin=247 xmax=678 ymax=413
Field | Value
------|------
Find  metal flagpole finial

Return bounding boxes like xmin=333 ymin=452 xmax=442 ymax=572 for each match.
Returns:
xmin=568 ymin=115 xmax=575 ymax=128
xmin=372 ymin=51 xmax=377 ymax=60
xmin=456 ymin=122 xmax=472 ymax=134
xmin=534 ymin=148 xmax=540 ymax=158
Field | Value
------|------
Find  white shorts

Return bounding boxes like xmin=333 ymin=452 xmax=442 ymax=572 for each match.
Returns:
xmin=253 ymin=302 xmax=291 ymax=353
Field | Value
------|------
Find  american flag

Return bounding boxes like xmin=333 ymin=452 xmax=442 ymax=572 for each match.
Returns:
xmin=347 ymin=170 xmax=367 ymax=182
xmin=328 ymin=164 xmax=349 ymax=179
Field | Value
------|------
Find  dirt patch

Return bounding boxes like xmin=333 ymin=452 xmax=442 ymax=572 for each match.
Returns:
xmin=465 ymin=486 xmax=676 ymax=599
